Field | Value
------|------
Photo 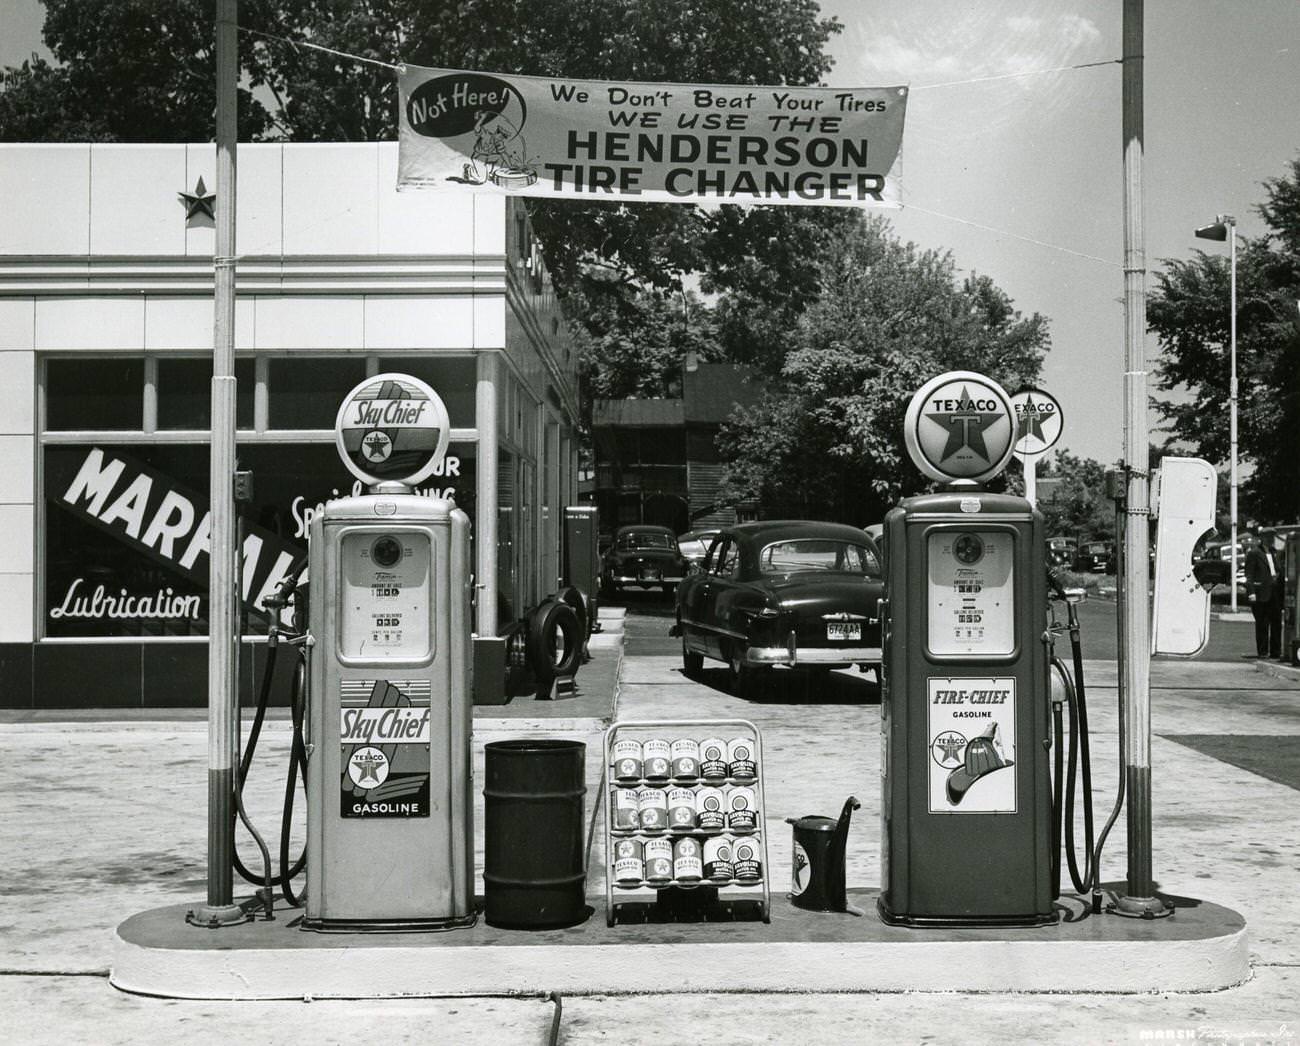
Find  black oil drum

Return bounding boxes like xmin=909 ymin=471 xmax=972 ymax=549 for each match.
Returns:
xmin=483 ymin=739 xmax=588 ymax=929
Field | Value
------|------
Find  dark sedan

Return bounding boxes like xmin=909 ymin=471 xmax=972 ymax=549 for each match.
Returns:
xmin=1072 ymin=540 xmax=1115 ymax=573
xmin=602 ymin=524 xmax=688 ymax=594
xmin=675 ymin=520 xmax=884 ymax=695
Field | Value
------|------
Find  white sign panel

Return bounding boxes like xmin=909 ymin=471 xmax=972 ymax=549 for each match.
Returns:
xmin=928 ymin=677 xmax=1017 ymax=813
xmin=927 ymin=531 xmax=1016 ymax=656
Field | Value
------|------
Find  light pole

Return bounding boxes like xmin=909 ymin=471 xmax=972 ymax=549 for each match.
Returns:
xmin=1194 ymin=214 xmax=1238 ymax=612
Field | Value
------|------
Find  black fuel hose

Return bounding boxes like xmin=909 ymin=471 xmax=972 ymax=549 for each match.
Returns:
xmin=1063 ymin=601 xmax=1095 ymax=896
xmin=279 ymin=653 xmax=310 ymax=908
xmin=1090 ymin=501 xmax=1129 ymax=913
xmin=1051 ymin=692 xmax=1065 ymax=900
xmin=231 ymin=561 xmax=309 ymax=900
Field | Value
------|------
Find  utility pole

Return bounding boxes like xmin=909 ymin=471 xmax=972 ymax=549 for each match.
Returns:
xmin=189 ymin=0 xmax=243 ymax=927
xmin=1115 ymin=0 xmax=1170 ymax=920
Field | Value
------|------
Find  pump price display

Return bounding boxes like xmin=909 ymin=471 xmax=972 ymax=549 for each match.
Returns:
xmin=926 ymin=530 xmax=1015 ymax=657
xmin=339 ymin=530 xmax=434 ymax=661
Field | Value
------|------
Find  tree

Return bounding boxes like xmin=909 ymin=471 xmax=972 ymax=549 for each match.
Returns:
xmin=1035 ymin=450 xmax=1115 ymax=541
xmin=0 ymin=0 xmax=275 ymax=141
xmin=718 ymin=215 xmax=1051 ymax=524
xmin=1150 ymin=154 xmax=1300 ymax=523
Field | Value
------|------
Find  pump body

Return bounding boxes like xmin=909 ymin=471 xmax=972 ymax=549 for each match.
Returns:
xmin=305 ymin=493 xmax=475 ymax=930
xmin=878 ymin=491 xmax=1053 ymax=926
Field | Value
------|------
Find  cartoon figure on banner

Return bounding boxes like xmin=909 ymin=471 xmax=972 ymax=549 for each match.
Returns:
xmin=450 ymin=111 xmax=537 ymax=188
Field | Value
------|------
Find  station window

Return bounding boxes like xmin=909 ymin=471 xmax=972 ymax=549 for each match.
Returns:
xmin=157 ymin=357 xmax=256 ymax=430
xmin=377 ymin=356 xmax=476 ymax=428
xmin=268 ymin=357 xmax=368 ymax=429
xmin=39 ymin=352 xmax=481 ymax=640
xmin=46 ymin=357 xmax=144 ymax=430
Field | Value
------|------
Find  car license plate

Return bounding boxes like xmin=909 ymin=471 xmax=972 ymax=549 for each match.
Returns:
xmin=826 ymin=622 xmax=860 ymax=641
xmin=641 ymin=568 xmax=661 ymax=581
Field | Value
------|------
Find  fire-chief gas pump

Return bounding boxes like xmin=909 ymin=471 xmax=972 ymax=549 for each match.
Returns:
xmin=304 ymin=373 xmax=476 ymax=931
xmin=878 ymin=371 xmax=1055 ymax=927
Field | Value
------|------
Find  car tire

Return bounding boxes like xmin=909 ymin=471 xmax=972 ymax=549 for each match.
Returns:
xmin=681 ymin=631 xmax=704 ymax=678
xmin=526 ymin=600 xmax=583 ymax=686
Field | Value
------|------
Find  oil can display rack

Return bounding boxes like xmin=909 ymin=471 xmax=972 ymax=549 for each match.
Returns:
xmin=602 ymin=718 xmax=771 ymax=926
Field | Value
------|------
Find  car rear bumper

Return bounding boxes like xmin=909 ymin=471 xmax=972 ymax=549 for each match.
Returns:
xmin=745 ymin=644 xmax=882 ymax=667
xmin=609 ymin=573 xmax=684 ymax=584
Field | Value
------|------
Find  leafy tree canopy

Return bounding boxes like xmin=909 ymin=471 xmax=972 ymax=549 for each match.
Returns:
xmin=1149 ymin=153 xmax=1300 ymax=523
xmin=718 ymin=215 xmax=1051 ymax=524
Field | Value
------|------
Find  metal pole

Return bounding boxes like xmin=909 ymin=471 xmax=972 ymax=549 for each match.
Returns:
xmin=1228 ymin=223 xmax=1238 ymax=613
xmin=189 ymin=0 xmax=244 ymax=928
xmin=1114 ymin=0 xmax=1170 ymax=919
xmin=1022 ymin=455 xmax=1037 ymax=508
xmin=476 ymin=351 xmax=500 ymax=637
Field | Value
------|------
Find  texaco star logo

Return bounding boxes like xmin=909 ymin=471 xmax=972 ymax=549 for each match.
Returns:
xmin=924 ymin=384 xmax=1004 ymax=464
xmin=1010 ymin=388 xmax=1064 ymax=459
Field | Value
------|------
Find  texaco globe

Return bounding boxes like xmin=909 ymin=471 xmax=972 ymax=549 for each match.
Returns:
xmin=334 ymin=373 xmax=451 ymax=486
xmin=902 ymin=371 xmax=1016 ymax=483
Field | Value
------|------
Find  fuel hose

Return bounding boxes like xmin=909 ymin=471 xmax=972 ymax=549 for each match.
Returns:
xmin=231 ymin=561 xmax=310 ymax=906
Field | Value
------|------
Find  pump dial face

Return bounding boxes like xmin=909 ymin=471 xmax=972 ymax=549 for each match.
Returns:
xmin=370 ymin=535 xmax=403 ymax=568
xmin=952 ymin=533 xmax=985 ymax=565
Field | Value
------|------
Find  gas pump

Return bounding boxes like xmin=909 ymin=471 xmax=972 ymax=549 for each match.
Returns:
xmin=303 ymin=373 xmax=476 ymax=931
xmin=878 ymin=372 xmax=1055 ymax=927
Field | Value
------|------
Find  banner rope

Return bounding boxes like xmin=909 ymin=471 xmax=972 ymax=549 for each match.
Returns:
xmin=902 ymin=204 xmax=1120 ymax=268
xmin=911 ymin=58 xmax=1122 ymax=91
xmin=238 ymin=26 xmax=403 ymax=71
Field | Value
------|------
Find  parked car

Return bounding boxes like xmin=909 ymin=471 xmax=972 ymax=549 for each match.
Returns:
xmin=1193 ymin=538 xmax=1247 ymax=589
xmin=675 ymin=520 xmax=884 ymax=695
xmin=1072 ymin=540 xmax=1115 ymax=574
xmin=1046 ymin=536 xmax=1077 ymax=569
xmin=602 ymin=524 xmax=687 ymax=594
xmin=677 ymin=529 xmax=720 ymax=573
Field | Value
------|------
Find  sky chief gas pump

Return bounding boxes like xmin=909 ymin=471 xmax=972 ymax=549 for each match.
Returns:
xmin=304 ymin=374 xmax=475 ymax=931
xmin=878 ymin=372 xmax=1054 ymax=927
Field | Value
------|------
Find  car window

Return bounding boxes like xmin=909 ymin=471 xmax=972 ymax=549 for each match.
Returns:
xmin=618 ymin=531 xmax=675 ymax=551
xmin=759 ymin=539 xmax=879 ymax=576
xmin=709 ymin=538 xmax=739 ymax=578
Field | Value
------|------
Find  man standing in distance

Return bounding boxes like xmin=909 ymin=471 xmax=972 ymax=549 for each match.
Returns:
xmin=1244 ymin=528 xmax=1285 ymax=659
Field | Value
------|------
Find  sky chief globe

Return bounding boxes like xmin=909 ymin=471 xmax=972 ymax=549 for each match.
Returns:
xmin=334 ymin=373 xmax=451 ymax=488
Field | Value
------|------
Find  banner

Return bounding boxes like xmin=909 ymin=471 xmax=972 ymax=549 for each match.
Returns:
xmin=398 ymin=66 xmax=907 ymax=207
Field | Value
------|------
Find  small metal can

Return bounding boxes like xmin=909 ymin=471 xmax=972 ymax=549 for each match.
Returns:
xmin=637 ymin=786 xmax=668 ymax=832
xmin=696 ymin=785 xmax=728 ymax=832
xmin=673 ymin=836 xmax=703 ymax=883
xmin=667 ymin=787 xmax=697 ymax=831
xmin=612 ymin=837 xmax=643 ymax=885
xmin=644 ymin=838 xmax=674 ymax=883
xmin=670 ymin=738 xmax=700 ymax=781
xmin=703 ymin=837 xmax=734 ymax=883
xmin=699 ymin=738 xmax=729 ymax=780
xmin=727 ymin=737 xmax=757 ymax=781
xmin=727 ymin=785 xmax=759 ymax=832
xmin=612 ymin=788 xmax=640 ymax=831
xmin=733 ymin=836 xmax=762 ymax=882
xmin=612 ymin=738 xmax=643 ymax=783
xmin=642 ymin=738 xmax=672 ymax=781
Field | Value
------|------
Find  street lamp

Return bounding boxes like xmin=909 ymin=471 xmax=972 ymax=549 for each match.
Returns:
xmin=1194 ymin=214 xmax=1239 ymax=612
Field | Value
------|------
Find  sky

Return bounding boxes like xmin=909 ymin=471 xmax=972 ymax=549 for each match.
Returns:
xmin=4 ymin=0 xmax=1299 ymax=465
xmin=819 ymin=0 xmax=1300 ymax=464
